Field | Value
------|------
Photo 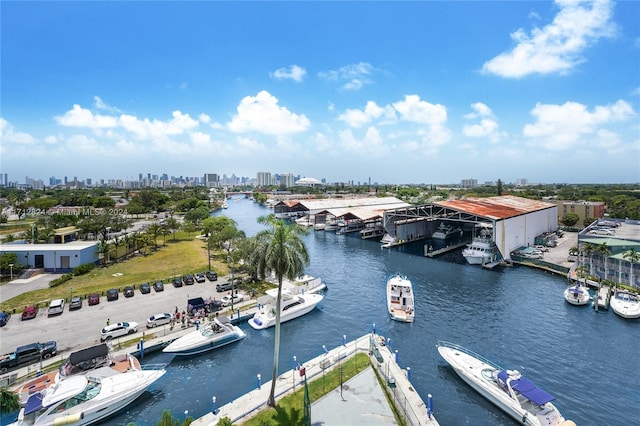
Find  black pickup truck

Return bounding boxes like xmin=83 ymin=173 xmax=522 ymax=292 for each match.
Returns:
xmin=0 ymin=341 xmax=57 ymax=373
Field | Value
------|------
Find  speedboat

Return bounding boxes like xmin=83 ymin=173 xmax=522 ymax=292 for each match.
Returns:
xmin=386 ymin=273 xmax=415 ymax=322
xmin=563 ymin=282 xmax=590 ymax=306
xmin=462 ymin=227 xmax=500 ymax=265
xmin=163 ymin=317 xmax=246 ymax=356
xmin=15 ymin=343 xmax=141 ymax=405
xmin=437 ymin=341 xmax=573 ymax=426
xmin=249 ymin=287 xmax=323 ymax=330
xmin=11 ymin=364 xmax=165 ymax=425
xmin=432 ymin=223 xmax=462 ymax=240
xmin=609 ymin=289 xmax=640 ymax=319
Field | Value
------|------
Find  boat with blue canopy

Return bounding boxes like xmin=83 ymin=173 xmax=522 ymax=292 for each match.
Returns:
xmin=436 ymin=341 xmax=574 ymax=426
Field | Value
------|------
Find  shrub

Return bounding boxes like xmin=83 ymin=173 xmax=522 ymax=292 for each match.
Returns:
xmin=73 ymin=263 xmax=95 ymax=276
xmin=49 ymin=273 xmax=73 ymax=288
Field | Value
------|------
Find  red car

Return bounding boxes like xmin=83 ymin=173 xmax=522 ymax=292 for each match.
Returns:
xmin=21 ymin=305 xmax=39 ymax=320
xmin=88 ymin=293 xmax=100 ymax=306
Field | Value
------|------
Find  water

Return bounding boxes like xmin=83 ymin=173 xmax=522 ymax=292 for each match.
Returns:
xmin=7 ymin=198 xmax=638 ymax=425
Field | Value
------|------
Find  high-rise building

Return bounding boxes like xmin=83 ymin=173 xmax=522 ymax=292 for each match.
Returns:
xmin=280 ymin=173 xmax=295 ymax=188
xmin=461 ymin=179 xmax=478 ymax=188
xmin=256 ymin=171 xmax=272 ymax=187
xmin=204 ymin=173 xmax=219 ymax=187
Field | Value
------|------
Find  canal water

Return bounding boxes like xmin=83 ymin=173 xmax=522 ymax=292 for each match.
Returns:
xmin=15 ymin=198 xmax=640 ymax=425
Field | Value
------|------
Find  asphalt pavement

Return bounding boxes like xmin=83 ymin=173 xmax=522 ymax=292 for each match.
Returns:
xmin=0 ymin=274 xmax=245 ymax=356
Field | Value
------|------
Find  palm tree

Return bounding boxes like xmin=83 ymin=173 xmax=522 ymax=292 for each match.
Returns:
xmin=597 ymin=242 xmax=611 ymax=282
xmin=622 ymin=248 xmax=640 ymax=287
xmin=253 ymin=214 xmax=309 ymax=407
xmin=97 ymin=239 xmax=113 ymax=266
xmin=582 ymin=242 xmax=597 ymax=277
xmin=0 ymin=386 xmax=20 ymax=414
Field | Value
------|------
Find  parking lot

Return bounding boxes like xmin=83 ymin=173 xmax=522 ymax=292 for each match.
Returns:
xmin=0 ymin=275 xmax=247 ymax=356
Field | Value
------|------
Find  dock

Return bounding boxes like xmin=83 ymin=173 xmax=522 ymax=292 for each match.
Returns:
xmin=424 ymin=241 xmax=468 ymax=257
xmin=192 ymin=333 xmax=439 ymax=426
xmin=593 ymin=285 xmax=611 ymax=311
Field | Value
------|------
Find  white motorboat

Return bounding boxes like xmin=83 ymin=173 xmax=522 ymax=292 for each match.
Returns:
xmin=431 ymin=223 xmax=463 ymax=240
xmin=12 ymin=364 xmax=165 ymax=425
xmin=360 ymin=224 xmax=384 ymax=240
xmin=248 ymin=286 xmax=324 ymax=330
xmin=563 ymin=282 xmax=590 ymax=306
xmin=15 ymin=343 xmax=141 ymax=405
xmin=221 ymin=201 xmax=229 ymax=209
xmin=323 ymin=219 xmax=341 ymax=232
xmin=462 ymin=226 xmax=499 ymax=265
xmin=163 ymin=317 xmax=246 ymax=356
xmin=437 ymin=341 xmax=573 ymax=426
xmin=386 ymin=273 xmax=415 ymax=323
xmin=609 ymin=289 xmax=640 ymax=319
xmin=266 ymin=273 xmax=327 ymax=295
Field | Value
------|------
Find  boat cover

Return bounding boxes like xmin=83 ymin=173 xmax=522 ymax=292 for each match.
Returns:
xmin=24 ymin=392 xmax=43 ymax=415
xmin=69 ymin=343 xmax=109 ymax=365
xmin=497 ymin=370 xmax=555 ymax=406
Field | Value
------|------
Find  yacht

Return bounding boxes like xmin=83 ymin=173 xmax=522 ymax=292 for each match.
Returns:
xmin=163 ymin=317 xmax=246 ymax=356
xmin=609 ymin=289 xmax=640 ymax=319
xmin=16 ymin=343 xmax=141 ymax=405
xmin=462 ymin=227 xmax=499 ymax=265
xmin=386 ymin=273 xmax=415 ymax=322
xmin=563 ymin=282 xmax=590 ymax=306
xmin=431 ymin=223 xmax=463 ymax=240
xmin=221 ymin=200 xmax=229 ymax=209
xmin=248 ymin=286 xmax=324 ymax=330
xmin=437 ymin=341 xmax=572 ymax=426
xmin=360 ymin=224 xmax=385 ymax=240
xmin=11 ymin=364 xmax=165 ymax=425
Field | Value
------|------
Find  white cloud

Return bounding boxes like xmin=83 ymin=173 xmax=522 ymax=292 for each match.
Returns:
xmin=56 ymin=104 xmax=118 ymax=128
xmin=482 ymin=0 xmax=616 ymax=78
xmin=338 ymin=101 xmax=392 ymax=128
xmin=523 ymin=99 xmax=636 ymax=150
xmin=462 ymin=102 xmax=505 ymax=142
xmin=199 ymin=114 xmax=211 ymax=123
xmin=392 ymin=95 xmax=447 ymax=125
xmin=227 ymin=90 xmax=310 ymax=135
xmin=93 ymin=96 xmax=121 ymax=113
xmin=119 ymin=111 xmax=199 ymax=139
xmin=318 ymin=62 xmax=375 ymax=90
xmin=271 ymin=65 xmax=307 ymax=82
xmin=0 ymin=118 xmax=38 ymax=145
xmin=337 ymin=126 xmax=387 ymax=156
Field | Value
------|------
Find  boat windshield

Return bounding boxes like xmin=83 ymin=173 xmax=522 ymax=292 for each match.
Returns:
xmin=47 ymin=378 xmax=101 ymax=415
xmin=201 ymin=322 xmax=225 ymax=336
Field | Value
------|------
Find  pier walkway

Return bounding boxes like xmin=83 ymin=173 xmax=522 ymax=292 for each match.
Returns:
xmin=192 ymin=333 xmax=439 ymax=426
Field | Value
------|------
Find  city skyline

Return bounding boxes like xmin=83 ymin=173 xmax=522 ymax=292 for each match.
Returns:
xmin=1 ymin=1 xmax=639 ymax=184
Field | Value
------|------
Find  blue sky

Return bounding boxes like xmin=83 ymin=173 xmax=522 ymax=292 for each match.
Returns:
xmin=1 ymin=0 xmax=638 ymax=185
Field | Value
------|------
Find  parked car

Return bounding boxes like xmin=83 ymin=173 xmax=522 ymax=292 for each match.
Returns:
xmin=153 ymin=281 xmax=165 ymax=292
xmin=216 ymin=281 xmax=237 ymax=292
xmin=206 ymin=270 xmax=218 ymax=281
xmin=567 ymin=255 xmax=578 ymax=262
xmin=184 ymin=275 xmax=195 ymax=286
xmin=21 ymin=305 xmax=39 ymax=320
xmin=173 ymin=277 xmax=183 ymax=288
xmin=0 ymin=341 xmax=57 ymax=373
xmin=47 ymin=299 xmax=65 ymax=316
xmin=100 ymin=321 xmax=138 ymax=341
xmin=69 ymin=296 xmax=83 ymax=310
xmin=123 ymin=286 xmax=135 ymax=298
xmin=194 ymin=272 xmax=206 ymax=283
xmin=88 ymin=293 xmax=100 ymax=306
xmin=146 ymin=313 xmax=173 ymax=328
xmin=533 ymin=245 xmax=549 ymax=252
xmin=590 ymin=228 xmax=614 ymax=236
xmin=140 ymin=283 xmax=151 ymax=294
xmin=106 ymin=289 xmax=119 ymax=301
xmin=0 ymin=311 xmax=10 ymax=327
xmin=220 ymin=294 xmax=244 ymax=307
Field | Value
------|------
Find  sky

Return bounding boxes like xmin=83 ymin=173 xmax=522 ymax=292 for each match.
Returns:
xmin=1 ymin=0 xmax=639 ymax=185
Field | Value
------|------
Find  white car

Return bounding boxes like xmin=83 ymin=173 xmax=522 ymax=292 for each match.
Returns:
xmin=590 ymin=228 xmax=614 ymax=235
xmin=47 ymin=299 xmax=65 ymax=316
xmin=220 ymin=294 xmax=244 ymax=307
xmin=533 ymin=245 xmax=549 ymax=252
xmin=146 ymin=313 xmax=173 ymax=328
xmin=100 ymin=321 xmax=138 ymax=341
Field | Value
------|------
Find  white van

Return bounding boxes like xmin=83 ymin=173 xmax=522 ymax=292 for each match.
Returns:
xmin=47 ymin=299 xmax=65 ymax=316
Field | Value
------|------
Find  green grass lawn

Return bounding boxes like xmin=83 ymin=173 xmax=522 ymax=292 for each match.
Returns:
xmin=0 ymin=238 xmax=230 ymax=312
xmin=241 ymin=353 xmax=371 ymax=426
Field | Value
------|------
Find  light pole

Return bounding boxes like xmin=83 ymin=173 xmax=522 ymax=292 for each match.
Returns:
xmin=9 ymin=263 xmax=13 ymax=281
xmin=31 ymin=223 xmax=35 ymax=244
xmin=69 ymin=287 xmax=73 ymax=303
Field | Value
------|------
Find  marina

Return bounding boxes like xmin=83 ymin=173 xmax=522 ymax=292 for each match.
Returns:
xmin=3 ymin=197 xmax=638 ymax=426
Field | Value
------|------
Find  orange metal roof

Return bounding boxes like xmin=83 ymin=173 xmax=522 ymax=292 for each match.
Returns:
xmin=435 ymin=195 xmax=555 ymax=220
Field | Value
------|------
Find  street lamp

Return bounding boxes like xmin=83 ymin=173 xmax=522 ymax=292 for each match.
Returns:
xmin=31 ymin=223 xmax=35 ymax=244
xmin=9 ymin=263 xmax=13 ymax=281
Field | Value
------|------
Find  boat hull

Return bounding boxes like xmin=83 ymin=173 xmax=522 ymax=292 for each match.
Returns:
xmin=610 ymin=291 xmax=640 ymax=319
xmin=563 ymin=286 xmax=590 ymax=306
xmin=248 ymin=294 xmax=323 ymax=330
xmin=387 ymin=274 xmax=414 ymax=323
xmin=163 ymin=328 xmax=246 ymax=355
xmin=437 ymin=342 xmax=568 ymax=426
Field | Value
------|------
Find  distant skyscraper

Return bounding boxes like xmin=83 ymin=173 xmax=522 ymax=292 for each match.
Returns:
xmin=256 ymin=172 xmax=272 ymax=187
xmin=461 ymin=179 xmax=478 ymax=188
xmin=204 ymin=173 xmax=219 ymax=187
xmin=280 ymin=173 xmax=295 ymax=188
